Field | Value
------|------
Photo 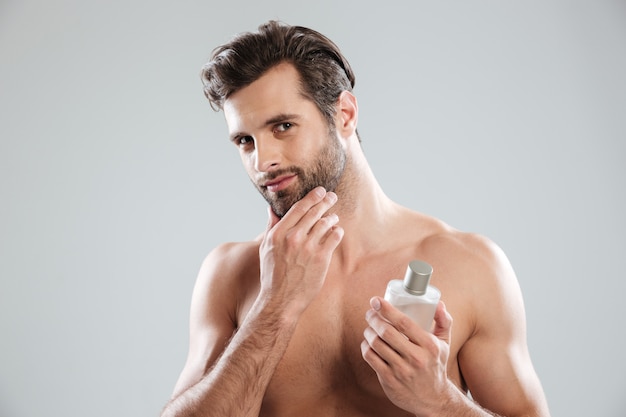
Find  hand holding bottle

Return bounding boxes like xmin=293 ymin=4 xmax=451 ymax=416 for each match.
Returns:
xmin=384 ymin=260 xmax=441 ymax=331
xmin=361 ymin=297 xmax=454 ymax=415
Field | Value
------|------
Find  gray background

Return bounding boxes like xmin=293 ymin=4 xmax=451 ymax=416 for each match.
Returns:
xmin=1 ymin=1 xmax=624 ymax=416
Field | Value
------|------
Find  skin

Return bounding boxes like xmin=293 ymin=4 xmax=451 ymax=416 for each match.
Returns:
xmin=161 ymin=62 xmax=551 ymax=417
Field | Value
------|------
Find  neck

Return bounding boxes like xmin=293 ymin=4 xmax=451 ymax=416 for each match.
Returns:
xmin=329 ymin=143 xmax=402 ymax=270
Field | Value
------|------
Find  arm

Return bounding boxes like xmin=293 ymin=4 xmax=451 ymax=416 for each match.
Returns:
xmin=161 ymin=187 xmax=343 ymax=417
xmin=454 ymin=238 xmax=551 ymax=417
xmin=361 ymin=235 xmax=550 ymax=417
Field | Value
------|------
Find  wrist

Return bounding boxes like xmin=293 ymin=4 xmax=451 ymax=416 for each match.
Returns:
xmin=251 ymin=290 xmax=304 ymax=331
xmin=258 ymin=285 xmax=312 ymax=321
xmin=420 ymin=381 xmax=474 ymax=417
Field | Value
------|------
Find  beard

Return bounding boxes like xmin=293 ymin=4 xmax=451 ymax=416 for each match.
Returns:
xmin=254 ymin=133 xmax=347 ymax=218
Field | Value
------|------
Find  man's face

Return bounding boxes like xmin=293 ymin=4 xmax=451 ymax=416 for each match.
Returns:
xmin=253 ymin=130 xmax=345 ymax=217
xmin=223 ymin=63 xmax=346 ymax=217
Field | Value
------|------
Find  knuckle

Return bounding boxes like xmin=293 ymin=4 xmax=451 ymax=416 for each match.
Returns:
xmin=420 ymin=336 xmax=439 ymax=356
xmin=319 ymin=215 xmax=334 ymax=227
xmin=288 ymin=199 xmax=310 ymax=216
xmin=379 ymin=324 xmax=395 ymax=341
xmin=407 ymin=350 xmax=424 ymax=368
xmin=368 ymin=334 xmax=383 ymax=350
xmin=327 ymin=227 xmax=344 ymax=244
xmin=291 ymin=203 xmax=308 ymax=217
xmin=394 ymin=363 xmax=411 ymax=382
xmin=310 ymin=250 xmax=325 ymax=262
xmin=285 ymin=229 xmax=303 ymax=245
xmin=310 ymin=197 xmax=333 ymax=217
xmin=396 ymin=315 xmax=412 ymax=333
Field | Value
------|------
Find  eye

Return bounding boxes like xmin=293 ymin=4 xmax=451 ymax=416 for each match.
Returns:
xmin=235 ymin=136 xmax=254 ymax=147
xmin=274 ymin=122 xmax=292 ymax=133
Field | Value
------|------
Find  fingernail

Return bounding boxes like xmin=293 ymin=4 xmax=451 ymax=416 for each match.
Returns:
xmin=326 ymin=192 xmax=337 ymax=203
xmin=370 ymin=297 xmax=381 ymax=311
xmin=315 ymin=187 xmax=326 ymax=197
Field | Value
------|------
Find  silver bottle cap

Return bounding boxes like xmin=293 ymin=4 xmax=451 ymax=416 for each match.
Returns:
xmin=403 ymin=260 xmax=433 ymax=296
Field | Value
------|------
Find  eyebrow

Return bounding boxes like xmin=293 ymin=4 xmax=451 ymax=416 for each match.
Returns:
xmin=264 ymin=113 xmax=301 ymax=126
xmin=229 ymin=113 xmax=301 ymax=142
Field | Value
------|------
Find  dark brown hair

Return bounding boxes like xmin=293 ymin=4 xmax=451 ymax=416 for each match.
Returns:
xmin=200 ymin=20 xmax=356 ymax=130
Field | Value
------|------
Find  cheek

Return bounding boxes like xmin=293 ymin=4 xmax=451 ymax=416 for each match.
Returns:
xmin=240 ymin=152 xmax=256 ymax=173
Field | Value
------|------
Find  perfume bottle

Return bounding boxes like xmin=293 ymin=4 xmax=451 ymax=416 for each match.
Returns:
xmin=384 ymin=260 xmax=441 ymax=331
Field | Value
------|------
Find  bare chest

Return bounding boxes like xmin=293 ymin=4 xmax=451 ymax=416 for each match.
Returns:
xmin=260 ymin=278 xmax=395 ymax=415
xmin=237 ymin=260 xmax=471 ymax=415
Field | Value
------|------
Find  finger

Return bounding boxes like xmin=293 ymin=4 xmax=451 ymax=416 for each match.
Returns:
xmin=362 ymin=324 xmax=400 ymax=364
xmin=361 ymin=338 xmax=391 ymax=374
xmin=308 ymin=212 xmax=344 ymax=254
xmin=364 ymin=302 xmax=415 ymax=357
xmin=433 ymin=301 xmax=453 ymax=345
xmin=320 ymin=224 xmax=344 ymax=251
xmin=278 ymin=186 xmax=328 ymax=229
xmin=285 ymin=188 xmax=337 ymax=234
xmin=266 ymin=205 xmax=281 ymax=231
xmin=290 ymin=190 xmax=338 ymax=233
xmin=370 ymin=297 xmax=432 ymax=348
xmin=301 ymin=217 xmax=343 ymax=266
xmin=307 ymin=212 xmax=339 ymax=241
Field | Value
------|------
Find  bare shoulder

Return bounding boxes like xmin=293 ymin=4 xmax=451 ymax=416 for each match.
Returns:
xmin=192 ymin=240 xmax=262 ymax=327
xmin=172 ymin=240 xmax=261 ymax=397
xmin=404 ymin=212 xmax=524 ymax=333
xmin=416 ymin=214 xmax=516 ymax=287
xmin=195 ymin=240 xmax=261 ymax=295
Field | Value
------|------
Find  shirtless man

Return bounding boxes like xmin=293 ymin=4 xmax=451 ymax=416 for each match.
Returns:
xmin=161 ymin=21 xmax=551 ymax=417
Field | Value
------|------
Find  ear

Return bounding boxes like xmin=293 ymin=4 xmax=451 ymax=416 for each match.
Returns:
xmin=335 ymin=91 xmax=358 ymax=139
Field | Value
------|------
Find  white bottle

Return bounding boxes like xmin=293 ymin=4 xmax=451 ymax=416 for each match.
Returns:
xmin=384 ymin=260 xmax=441 ymax=332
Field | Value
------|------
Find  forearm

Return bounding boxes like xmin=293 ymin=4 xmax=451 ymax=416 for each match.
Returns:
xmin=161 ymin=299 xmax=298 ymax=417
xmin=432 ymin=386 xmax=503 ymax=417
xmin=426 ymin=380 xmax=551 ymax=417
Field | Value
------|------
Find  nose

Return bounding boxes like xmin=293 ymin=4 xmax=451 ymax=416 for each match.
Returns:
xmin=254 ymin=136 xmax=282 ymax=172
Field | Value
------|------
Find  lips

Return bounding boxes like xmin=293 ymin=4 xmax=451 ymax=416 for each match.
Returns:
xmin=262 ymin=174 xmax=297 ymax=193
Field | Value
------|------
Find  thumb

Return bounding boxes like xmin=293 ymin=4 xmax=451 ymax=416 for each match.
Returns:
xmin=433 ymin=301 xmax=453 ymax=345
xmin=266 ymin=206 xmax=280 ymax=230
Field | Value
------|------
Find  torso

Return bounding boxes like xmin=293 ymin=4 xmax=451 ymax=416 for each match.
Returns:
xmin=230 ymin=210 xmax=477 ymax=416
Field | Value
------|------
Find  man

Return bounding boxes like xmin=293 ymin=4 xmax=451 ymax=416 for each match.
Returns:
xmin=162 ymin=20 xmax=551 ymax=417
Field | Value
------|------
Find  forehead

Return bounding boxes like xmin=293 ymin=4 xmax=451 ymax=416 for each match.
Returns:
xmin=223 ymin=63 xmax=315 ymax=133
